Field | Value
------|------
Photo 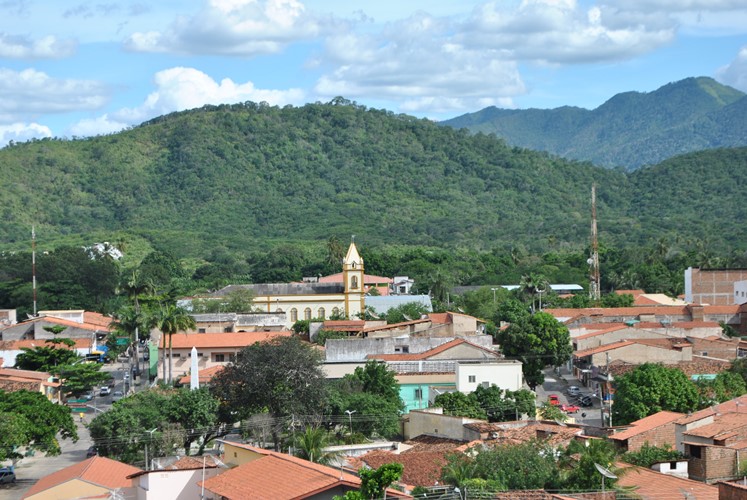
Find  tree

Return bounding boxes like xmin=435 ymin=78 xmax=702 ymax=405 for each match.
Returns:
xmin=695 ymin=371 xmax=747 ymax=406
xmin=466 ymin=440 xmax=560 ymax=491
xmin=191 ymin=289 xmax=255 ymax=313
xmin=14 ymin=345 xmax=79 ymax=371
xmin=538 ymin=401 xmax=568 ymax=422
xmin=336 ymin=462 xmax=404 ymax=500
xmin=212 ymin=336 xmax=327 ymax=448
xmin=0 ymin=390 xmax=78 ymax=458
xmin=293 ymin=426 xmax=338 ymax=465
xmin=57 ymin=362 xmax=111 ymax=395
xmin=559 ymin=439 xmax=620 ymax=491
xmin=497 ymin=312 xmax=572 ymax=389
xmin=384 ymin=302 xmax=430 ymax=324
xmin=612 ymin=363 xmax=700 ymax=425
xmin=148 ymin=303 xmax=196 ymax=383
xmin=433 ymin=391 xmax=486 ymax=419
xmin=165 ymin=387 xmax=222 ymax=455
xmin=472 ymin=384 xmax=536 ymax=421
xmin=623 ymin=443 xmax=684 ymax=468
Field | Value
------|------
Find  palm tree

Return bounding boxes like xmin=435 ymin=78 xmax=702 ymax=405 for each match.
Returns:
xmin=293 ymin=426 xmax=339 ymax=465
xmin=149 ymin=303 xmax=195 ymax=384
xmin=519 ymin=273 xmax=549 ymax=312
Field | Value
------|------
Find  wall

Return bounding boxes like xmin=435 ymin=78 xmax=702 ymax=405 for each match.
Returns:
xmin=623 ymin=422 xmax=679 ymax=453
xmin=325 ymin=336 xmax=494 ymax=362
xmin=455 ymin=360 xmax=523 ymax=393
xmin=650 ymin=460 xmax=688 ymax=479
xmin=27 ymin=479 xmax=134 ymax=500
xmin=685 ymin=267 xmax=747 ymax=306
xmin=589 ymin=343 xmax=690 ymax=366
xmin=719 ymin=480 xmax=747 ymax=499
xmin=574 ymin=328 xmax=665 ymax=351
xmin=687 ymin=444 xmax=738 ymax=483
xmin=403 ymin=408 xmax=482 ymax=441
xmin=136 ymin=469 xmax=221 ymax=500
xmin=396 ymin=373 xmax=454 ymax=412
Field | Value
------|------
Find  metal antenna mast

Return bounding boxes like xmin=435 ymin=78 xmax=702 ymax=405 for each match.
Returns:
xmin=32 ymin=225 xmax=37 ymax=316
xmin=589 ymin=185 xmax=601 ymax=300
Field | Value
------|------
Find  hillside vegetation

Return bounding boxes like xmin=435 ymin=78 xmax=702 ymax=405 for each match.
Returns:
xmin=0 ymin=99 xmax=745 ymax=260
xmin=441 ymin=77 xmax=747 ymax=170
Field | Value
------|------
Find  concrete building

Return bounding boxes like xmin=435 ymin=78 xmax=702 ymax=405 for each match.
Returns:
xmin=685 ymin=267 xmax=747 ymax=306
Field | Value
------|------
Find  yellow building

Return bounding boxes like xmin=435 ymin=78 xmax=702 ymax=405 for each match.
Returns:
xmin=207 ymin=242 xmax=365 ymax=329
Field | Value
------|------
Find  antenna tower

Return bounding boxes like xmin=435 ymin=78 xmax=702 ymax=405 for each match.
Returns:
xmin=32 ymin=225 xmax=37 ymax=316
xmin=589 ymin=185 xmax=601 ymax=300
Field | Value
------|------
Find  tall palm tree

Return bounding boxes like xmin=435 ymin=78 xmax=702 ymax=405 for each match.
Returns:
xmin=149 ymin=303 xmax=195 ymax=384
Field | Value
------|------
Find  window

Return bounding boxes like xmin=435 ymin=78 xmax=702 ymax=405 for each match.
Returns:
xmin=290 ymin=308 xmax=298 ymax=322
xmin=276 ymin=308 xmax=284 ymax=313
xmin=701 ymin=351 xmax=708 ymax=356
xmin=332 ymin=307 xmax=340 ymax=317
xmin=229 ymin=353 xmax=235 ymax=362
xmin=351 ymin=276 xmax=359 ymax=289
xmin=395 ymin=346 xmax=410 ymax=353
xmin=304 ymin=308 xmax=312 ymax=320
xmin=318 ymin=307 xmax=325 ymax=319
xmin=214 ymin=354 xmax=225 ymax=362
xmin=689 ymin=445 xmax=702 ymax=459
xmin=481 ymin=381 xmax=490 ymax=388
xmin=224 ymin=326 xmax=232 ymax=333
xmin=468 ymin=375 xmax=476 ymax=383
xmin=198 ymin=328 xmax=206 ymax=333
xmin=414 ymin=388 xmax=423 ymax=400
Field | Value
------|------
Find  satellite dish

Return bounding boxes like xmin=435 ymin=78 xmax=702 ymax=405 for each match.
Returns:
xmin=594 ymin=463 xmax=617 ymax=479
xmin=587 ymin=258 xmax=594 ymax=265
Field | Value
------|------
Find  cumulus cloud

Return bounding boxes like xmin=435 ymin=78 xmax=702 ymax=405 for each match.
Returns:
xmin=717 ymin=46 xmax=747 ymax=92
xmin=124 ymin=0 xmax=332 ymax=56
xmin=0 ymin=122 xmax=52 ymax=148
xmin=0 ymin=33 xmax=76 ymax=59
xmin=315 ymin=11 xmax=525 ymax=113
xmin=461 ymin=1 xmax=675 ymax=64
xmin=68 ymin=67 xmax=305 ymax=137
xmin=0 ymin=68 xmax=110 ymax=116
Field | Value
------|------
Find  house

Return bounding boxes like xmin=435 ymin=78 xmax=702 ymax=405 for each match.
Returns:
xmin=0 ymin=337 xmax=95 ymax=368
xmin=685 ymin=267 xmax=747 ymax=305
xmin=0 ymin=310 xmax=111 ymax=343
xmin=203 ymin=441 xmax=410 ymax=499
xmin=616 ymin=463 xmax=717 ymax=499
xmin=22 ymin=455 xmax=141 ymax=500
xmin=0 ymin=367 xmax=61 ymax=402
xmin=127 ymin=455 xmax=223 ymax=500
xmin=609 ymin=411 xmax=684 ymax=452
xmin=198 ymin=242 xmax=366 ymax=329
xmin=157 ymin=331 xmax=291 ymax=381
xmin=189 ymin=312 xmax=287 ymax=333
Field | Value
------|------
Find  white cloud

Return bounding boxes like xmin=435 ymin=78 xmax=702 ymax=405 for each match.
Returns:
xmin=0 ymin=33 xmax=76 ymax=59
xmin=0 ymin=122 xmax=52 ymax=148
xmin=461 ymin=1 xmax=675 ymax=64
xmin=124 ymin=0 xmax=332 ymax=56
xmin=717 ymin=46 xmax=747 ymax=92
xmin=315 ymin=11 xmax=525 ymax=113
xmin=68 ymin=67 xmax=305 ymax=137
xmin=0 ymin=68 xmax=110 ymax=116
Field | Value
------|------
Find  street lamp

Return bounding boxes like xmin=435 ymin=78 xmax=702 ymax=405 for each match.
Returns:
xmin=345 ymin=410 xmax=356 ymax=436
xmin=144 ymin=428 xmax=157 ymax=471
xmin=490 ymin=287 xmax=498 ymax=303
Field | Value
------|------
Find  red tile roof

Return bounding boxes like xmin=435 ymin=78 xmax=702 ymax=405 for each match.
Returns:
xmin=676 ymin=395 xmax=747 ymax=425
xmin=177 ymin=365 xmax=225 ymax=385
xmin=546 ymin=306 xmax=690 ymax=318
xmin=367 ymin=338 xmax=498 ymax=361
xmin=0 ymin=367 xmax=54 ymax=381
xmin=616 ymin=463 xmax=717 ymax=499
xmin=574 ymin=340 xmax=634 ymax=357
xmin=165 ymin=331 xmax=291 ymax=349
xmin=0 ymin=338 xmax=93 ymax=351
xmin=22 ymin=455 xmax=141 ymax=499
xmin=358 ymin=450 xmax=446 ymax=487
xmin=574 ymin=325 xmax=628 ymax=340
xmin=361 ymin=318 xmax=431 ymax=334
xmin=9 ymin=315 xmax=112 ymax=333
xmin=609 ymin=411 xmax=683 ymax=441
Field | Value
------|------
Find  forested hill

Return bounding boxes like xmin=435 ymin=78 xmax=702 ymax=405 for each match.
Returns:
xmin=441 ymin=77 xmax=747 ymax=170
xmin=0 ymin=100 xmax=744 ymax=258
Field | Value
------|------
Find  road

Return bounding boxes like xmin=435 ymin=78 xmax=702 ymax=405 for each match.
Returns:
xmin=0 ymin=354 xmax=149 ymax=500
xmin=536 ymin=366 xmax=603 ymax=428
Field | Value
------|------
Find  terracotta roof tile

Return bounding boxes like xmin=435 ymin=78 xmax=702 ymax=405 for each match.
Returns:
xmin=574 ymin=325 xmax=628 ymax=340
xmin=23 ymin=456 xmax=141 ymax=498
xmin=683 ymin=413 xmax=747 ymax=439
xmin=0 ymin=368 xmax=54 ymax=380
xmin=616 ymin=463 xmax=717 ymax=499
xmin=165 ymin=331 xmax=291 ymax=349
xmin=367 ymin=338 xmax=498 ymax=361
xmin=177 ymin=365 xmax=225 ymax=385
xmin=0 ymin=338 xmax=93 ymax=351
xmin=362 ymin=318 xmax=431 ymax=334
xmin=676 ymin=395 xmax=747 ymax=424
xmin=609 ymin=411 xmax=683 ymax=441
xmin=574 ymin=340 xmax=634 ymax=357
xmin=7 ymin=315 xmax=112 ymax=333
xmin=358 ymin=449 xmax=447 ymax=487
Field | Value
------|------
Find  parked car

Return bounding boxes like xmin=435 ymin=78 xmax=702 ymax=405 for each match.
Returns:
xmin=99 ymin=386 xmax=111 ymax=396
xmin=82 ymin=392 xmax=94 ymax=401
xmin=0 ymin=468 xmax=16 ymax=484
xmin=567 ymin=386 xmax=582 ymax=397
xmin=579 ymin=396 xmax=594 ymax=407
xmin=112 ymin=391 xmax=124 ymax=402
xmin=123 ymin=372 xmax=130 ymax=381
xmin=561 ymin=404 xmax=580 ymax=413
xmin=548 ymin=394 xmax=561 ymax=406
xmin=86 ymin=446 xmax=98 ymax=458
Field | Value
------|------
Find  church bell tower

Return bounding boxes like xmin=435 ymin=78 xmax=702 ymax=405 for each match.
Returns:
xmin=342 ymin=238 xmax=365 ymax=319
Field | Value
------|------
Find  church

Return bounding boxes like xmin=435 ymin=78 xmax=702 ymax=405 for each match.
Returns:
xmin=207 ymin=241 xmax=366 ymax=329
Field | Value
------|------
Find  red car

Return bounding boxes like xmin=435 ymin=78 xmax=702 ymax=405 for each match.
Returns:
xmin=562 ymin=404 xmax=580 ymax=413
xmin=548 ymin=394 xmax=561 ymax=406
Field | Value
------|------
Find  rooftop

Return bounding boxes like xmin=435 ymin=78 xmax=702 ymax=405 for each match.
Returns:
xmin=367 ymin=338 xmax=499 ymax=361
xmin=615 ymin=463 xmax=717 ymax=499
xmin=22 ymin=456 xmax=140 ymax=499
xmin=164 ymin=331 xmax=291 ymax=349
xmin=609 ymin=411 xmax=683 ymax=441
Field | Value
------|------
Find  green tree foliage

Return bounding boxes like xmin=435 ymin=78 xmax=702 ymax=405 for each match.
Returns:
xmin=326 ymin=361 xmax=404 ymax=439
xmin=612 ymin=363 xmax=700 ymax=425
xmin=212 ymin=336 xmax=327 ymax=447
xmin=0 ymin=390 xmax=78 ymax=458
xmin=383 ymin=302 xmax=431 ymax=324
xmin=538 ymin=402 xmax=568 ymax=422
xmin=437 ymin=385 xmax=537 ymax=421
xmin=293 ymin=426 xmax=338 ymax=465
xmin=695 ymin=371 xmax=747 ymax=406
xmin=147 ymin=303 xmax=196 ymax=384
xmin=191 ymin=289 xmax=255 ymax=313
xmin=559 ymin=439 xmax=620 ymax=491
xmin=334 ymin=462 xmax=404 ymax=500
xmin=622 ymin=443 xmax=684 ymax=468
xmin=15 ymin=345 xmax=79 ymax=371
xmin=497 ymin=312 xmax=573 ymax=389
xmin=57 ymin=362 xmax=111 ymax=395
xmin=89 ymin=387 xmax=222 ymax=462
xmin=433 ymin=391 xmax=485 ymax=419
xmin=314 ymin=329 xmax=348 ymax=345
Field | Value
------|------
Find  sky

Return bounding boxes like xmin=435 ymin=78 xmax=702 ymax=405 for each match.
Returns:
xmin=1 ymin=0 xmax=746 ymax=148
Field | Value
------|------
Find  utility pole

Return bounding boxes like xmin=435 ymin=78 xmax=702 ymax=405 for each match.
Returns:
xmin=31 ymin=226 xmax=37 ymax=316
xmin=588 ymin=185 xmax=601 ymax=301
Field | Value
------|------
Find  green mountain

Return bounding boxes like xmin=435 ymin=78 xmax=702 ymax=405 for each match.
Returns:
xmin=441 ymin=77 xmax=747 ymax=170
xmin=0 ymin=100 xmax=744 ymax=259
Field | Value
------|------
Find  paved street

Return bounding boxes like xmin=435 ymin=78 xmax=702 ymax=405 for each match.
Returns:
xmin=0 ymin=355 xmax=148 ymax=500
xmin=536 ymin=366 xmax=603 ymax=428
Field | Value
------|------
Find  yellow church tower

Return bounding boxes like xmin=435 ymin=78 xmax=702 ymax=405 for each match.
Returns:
xmin=342 ymin=238 xmax=365 ymax=319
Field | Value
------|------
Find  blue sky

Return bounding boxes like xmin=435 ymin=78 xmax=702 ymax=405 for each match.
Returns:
xmin=1 ymin=0 xmax=745 ymax=147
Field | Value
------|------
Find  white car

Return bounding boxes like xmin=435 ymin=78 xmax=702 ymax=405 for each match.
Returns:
xmin=112 ymin=391 xmax=124 ymax=402
xmin=568 ymin=386 xmax=582 ymax=397
xmin=99 ymin=386 xmax=111 ymax=396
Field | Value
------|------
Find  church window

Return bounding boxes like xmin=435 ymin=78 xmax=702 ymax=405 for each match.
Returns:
xmin=351 ymin=276 xmax=359 ymax=289
xmin=318 ymin=307 xmax=325 ymax=319
xmin=304 ymin=308 xmax=312 ymax=320
xmin=290 ymin=308 xmax=298 ymax=322
xmin=332 ymin=307 xmax=340 ymax=317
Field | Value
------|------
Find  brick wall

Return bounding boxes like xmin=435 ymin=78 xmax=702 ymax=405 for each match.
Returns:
xmin=689 ymin=268 xmax=747 ymax=306
xmin=688 ymin=445 xmax=738 ymax=483
xmin=625 ymin=423 xmax=678 ymax=452
xmin=719 ymin=481 xmax=747 ymax=500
